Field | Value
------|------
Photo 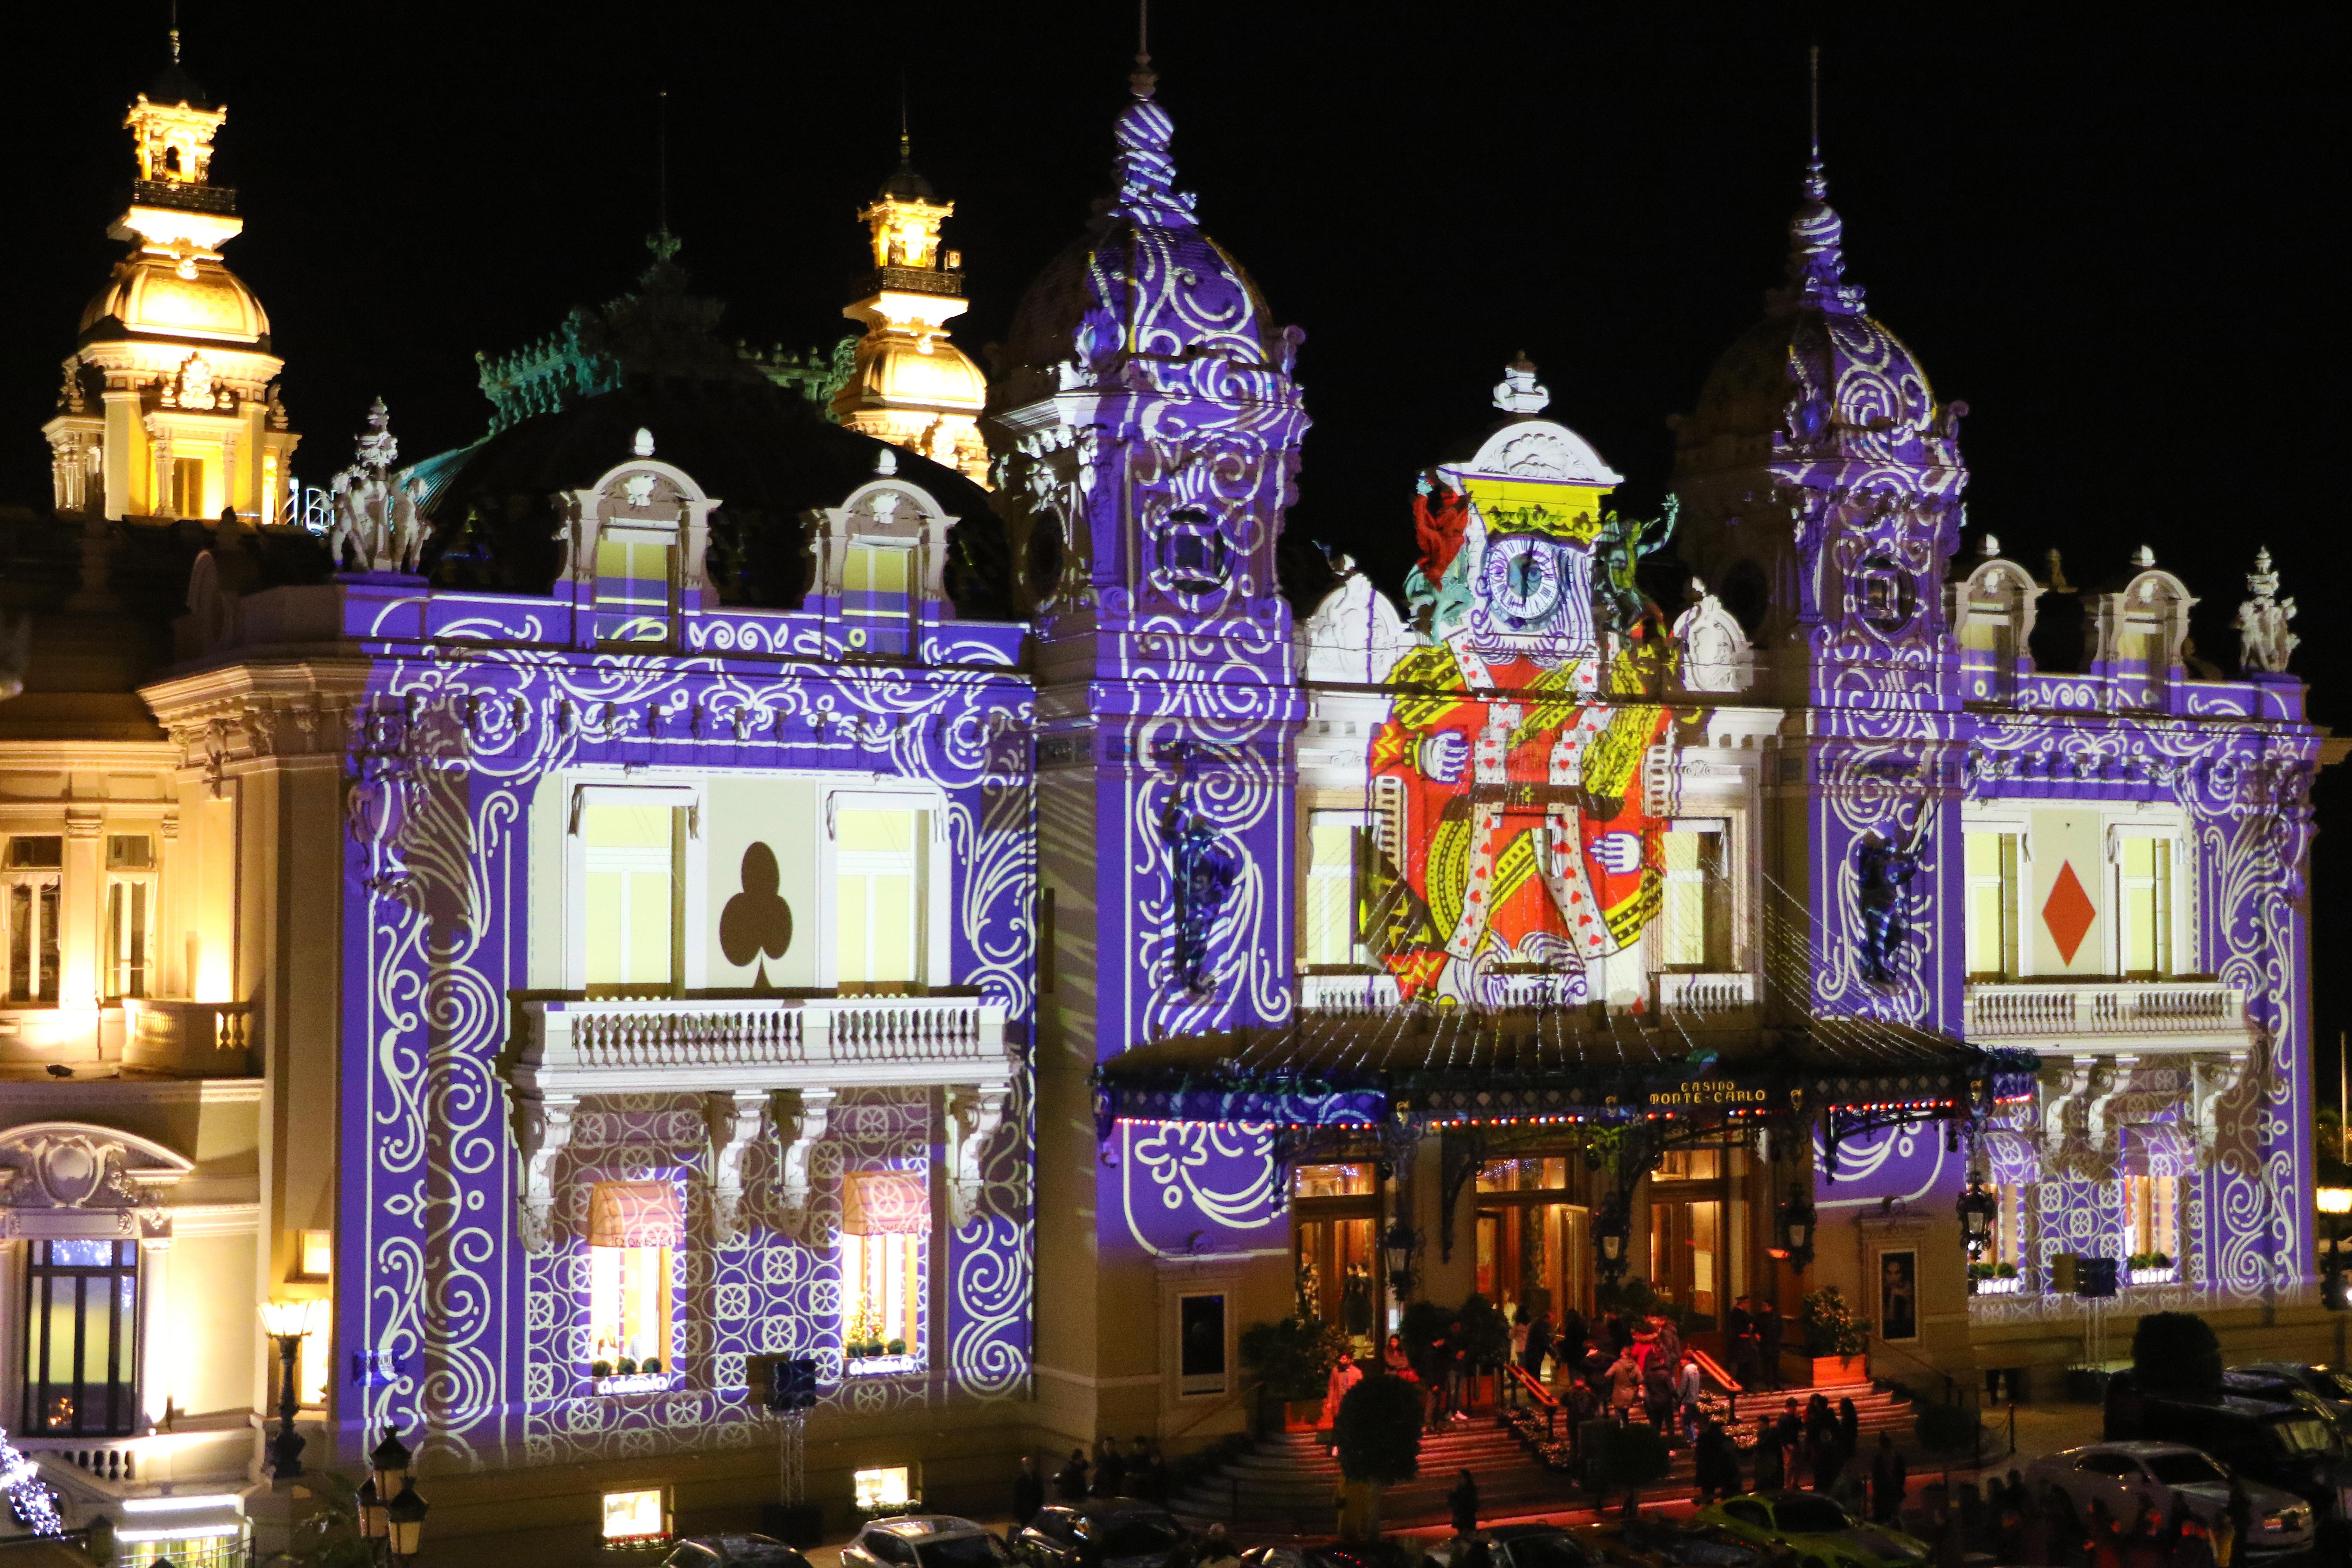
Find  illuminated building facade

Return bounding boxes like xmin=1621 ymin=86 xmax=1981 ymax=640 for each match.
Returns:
xmin=0 ymin=34 xmax=2333 ymax=1563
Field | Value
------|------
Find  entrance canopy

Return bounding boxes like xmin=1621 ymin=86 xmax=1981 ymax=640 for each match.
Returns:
xmin=1093 ymin=1006 xmax=2035 ymax=1141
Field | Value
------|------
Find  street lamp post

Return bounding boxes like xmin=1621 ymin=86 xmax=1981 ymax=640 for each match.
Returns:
xmin=368 ymin=1425 xmax=431 ymax=1566
xmin=258 ymin=1299 xmax=328 ymax=1479
xmin=1778 ymin=1183 xmax=1816 ymax=1272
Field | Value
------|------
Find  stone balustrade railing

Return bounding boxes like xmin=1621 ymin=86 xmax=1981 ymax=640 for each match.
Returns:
xmin=1963 ymin=981 xmax=2247 ymax=1042
xmin=1651 ymin=971 xmax=1758 ymax=1016
xmin=1298 ymin=972 xmax=1402 ymax=1013
xmin=120 ymin=998 xmax=258 ymax=1077
xmin=512 ymin=991 xmax=1010 ymax=1095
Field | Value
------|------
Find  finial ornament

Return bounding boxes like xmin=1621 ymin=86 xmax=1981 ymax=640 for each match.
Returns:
xmin=2235 ymin=545 xmax=2298 ymax=675
xmin=631 ymin=428 xmax=655 ymax=458
xmin=1980 ymin=533 xmax=2000 ymax=559
xmin=2131 ymin=544 xmax=2156 ymax=570
xmin=326 ymin=400 xmax=424 ymax=576
xmin=1130 ymin=0 xmax=1158 ymax=99
xmin=1491 ymin=353 xmax=1550 ymax=415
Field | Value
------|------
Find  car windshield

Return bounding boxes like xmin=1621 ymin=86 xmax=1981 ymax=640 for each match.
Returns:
xmin=1508 ymin=1537 xmax=1585 ymax=1568
xmin=2265 ymin=1417 xmax=2341 ymax=1458
xmin=2144 ymin=1452 xmax=2227 ymax=1486
xmin=919 ymin=1537 xmax=1006 ymax=1568
xmin=2314 ymin=1369 xmax=2352 ymax=1401
xmin=1099 ymin=1519 xmax=1182 ymax=1558
xmin=1773 ymin=1498 xmax=1851 ymax=1534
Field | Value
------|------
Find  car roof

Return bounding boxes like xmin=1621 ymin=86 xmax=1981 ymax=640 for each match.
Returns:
xmin=876 ymin=1517 xmax=990 ymax=1539
xmin=2060 ymin=1442 xmax=2212 ymax=1458
xmin=1055 ymin=1501 xmax=1175 ymax=1522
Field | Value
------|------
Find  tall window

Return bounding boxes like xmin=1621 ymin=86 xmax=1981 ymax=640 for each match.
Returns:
xmin=105 ymin=834 xmax=157 ymax=1001
xmin=843 ymin=542 xmax=915 ymax=656
xmin=594 ymin=532 xmax=673 ymax=644
xmin=1303 ymin=815 xmax=1374 ymax=968
xmin=836 ymin=808 xmax=921 ymax=986
xmin=2125 ymin=1175 xmax=2179 ymax=1263
xmin=1965 ymin=831 xmax=2021 ymax=980
xmin=22 ymin=1239 xmax=138 ymax=1436
xmin=587 ymin=1181 xmax=679 ymax=1374
xmin=1658 ymin=825 xmax=1729 ymax=971
xmin=3 ymin=836 xmax=63 ymax=1004
xmin=582 ymin=804 xmax=680 ymax=995
xmin=842 ymin=1170 xmax=928 ymax=1364
xmin=171 ymin=456 xmax=204 ymax=518
xmin=2119 ymin=836 xmax=2174 ymax=977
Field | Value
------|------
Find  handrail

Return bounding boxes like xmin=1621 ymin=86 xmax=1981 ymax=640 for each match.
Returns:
xmin=1689 ymin=1345 xmax=1743 ymax=1394
xmin=1502 ymin=1360 xmax=1558 ymax=1409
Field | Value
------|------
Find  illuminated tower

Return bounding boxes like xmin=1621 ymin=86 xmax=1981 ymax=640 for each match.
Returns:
xmin=42 ymin=35 xmax=299 ymax=523
xmin=830 ymin=127 xmax=990 ymax=485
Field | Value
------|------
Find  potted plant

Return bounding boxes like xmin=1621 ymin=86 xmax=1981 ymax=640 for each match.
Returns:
xmin=1333 ymin=1373 xmax=1422 ymax=1540
xmin=1799 ymin=1285 xmax=1869 ymax=1384
xmin=591 ymin=1359 xmax=613 ymax=1379
xmin=1240 ymin=1315 xmax=1351 ymax=1430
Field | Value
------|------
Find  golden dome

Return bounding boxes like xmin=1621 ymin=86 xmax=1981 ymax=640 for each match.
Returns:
xmin=835 ymin=334 xmax=986 ymax=420
xmin=80 ymin=252 xmax=270 ymax=347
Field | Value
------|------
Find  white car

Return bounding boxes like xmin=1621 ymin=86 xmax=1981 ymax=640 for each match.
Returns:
xmin=2024 ymin=1441 xmax=2315 ymax=1558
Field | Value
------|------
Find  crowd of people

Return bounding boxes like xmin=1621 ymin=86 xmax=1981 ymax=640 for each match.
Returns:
xmin=1011 ymin=1436 xmax=1176 ymax=1520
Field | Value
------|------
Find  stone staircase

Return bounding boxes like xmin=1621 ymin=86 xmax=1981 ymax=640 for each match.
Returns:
xmin=1168 ymin=1378 xmax=1919 ymax=1533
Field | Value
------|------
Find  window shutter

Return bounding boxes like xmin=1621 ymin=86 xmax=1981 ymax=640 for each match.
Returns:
xmin=842 ymin=1169 xmax=931 ymax=1236
xmin=588 ymin=1179 xmax=685 ymax=1248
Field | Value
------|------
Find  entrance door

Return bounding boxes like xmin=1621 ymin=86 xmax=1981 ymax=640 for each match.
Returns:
xmin=1296 ymin=1216 xmax=1378 ymax=1335
xmin=1649 ymin=1198 xmax=1723 ymax=1329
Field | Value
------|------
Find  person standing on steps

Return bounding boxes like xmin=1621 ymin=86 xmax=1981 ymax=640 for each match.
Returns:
xmin=1449 ymin=1468 xmax=1480 ymax=1537
xmin=1013 ymin=1453 xmax=1044 ymax=1526
xmin=1870 ymin=1431 xmax=1907 ymax=1524
xmin=1756 ymin=1299 xmax=1784 ymax=1392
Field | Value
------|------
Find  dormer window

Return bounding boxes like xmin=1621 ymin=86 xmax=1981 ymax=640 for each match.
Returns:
xmin=1157 ymin=509 xmax=1228 ymax=594
xmin=594 ymin=530 xmax=673 ymax=645
xmin=844 ymin=541 xmax=916 ymax=656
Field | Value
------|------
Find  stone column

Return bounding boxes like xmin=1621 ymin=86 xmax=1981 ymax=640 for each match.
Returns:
xmin=140 ymin=1234 xmax=174 ymax=1429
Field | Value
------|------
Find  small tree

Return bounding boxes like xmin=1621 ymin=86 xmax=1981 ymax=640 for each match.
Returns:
xmin=1334 ymin=1373 xmax=1424 ymax=1540
xmin=2131 ymin=1311 xmax=2223 ymax=1401
xmin=1458 ymin=1292 xmax=1513 ymax=1370
xmin=1583 ymin=1419 xmax=1672 ymax=1517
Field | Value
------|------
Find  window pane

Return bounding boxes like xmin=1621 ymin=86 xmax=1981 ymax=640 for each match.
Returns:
xmin=838 ymin=876 xmax=870 ymax=981
xmin=625 ymin=870 xmax=673 ymax=985
xmin=106 ymin=835 xmax=154 ymax=870
xmin=1967 ymin=880 xmax=2004 ymax=976
xmin=37 ymin=883 xmax=58 ymax=1002
xmin=585 ymin=870 xmax=624 ymax=984
xmin=583 ymin=804 xmax=674 ymax=849
xmin=9 ymin=884 xmax=28 ymax=997
xmin=1965 ymin=833 xmax=1999 ymax=876
xmin=1304 ymin=822 xmax=1355 ymax=965
xmin=869 ymin=874 xmax=915 ymax=982
xmin=41 ymin=1283 xmax=74 ymax=1428
xmin=7 ymin=837 xmax=63 ymax=869
xmin=838 ymin=810 xmax=915 ymax=854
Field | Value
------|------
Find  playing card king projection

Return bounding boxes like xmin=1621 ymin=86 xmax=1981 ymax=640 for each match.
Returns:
xmin=1373 ymin=361 xmax=1672 ymax=1004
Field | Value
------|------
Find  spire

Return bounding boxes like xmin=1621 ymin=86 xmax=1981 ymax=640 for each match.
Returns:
xmin=1783 ymin=44 xmax=1861 ymax=315
xmin=1110 ymin=0 xmax=1194 ymax=226
xmin=1130 ymin=0 xmax=1158 ymax=100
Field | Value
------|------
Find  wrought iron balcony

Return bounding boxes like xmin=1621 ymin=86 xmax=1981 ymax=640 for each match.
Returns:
xmin=1963 ymin=980 xmax=2249 ymax=1050
xmin=120 ymin=998 xmax=257 ymax=1076
xmin=508 ymin=990 xmax=1011 ymax=1096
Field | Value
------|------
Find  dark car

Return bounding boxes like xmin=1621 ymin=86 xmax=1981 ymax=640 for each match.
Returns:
xmin=2107 ymin=1372 xmax=2352 ymax=1525
xmin=662 ymin=1536 xmax=812 ymax=1568
xmin=845 ymin=1517 xmax=1017 ymax=1568
xmin=1239 ymin=1542 xmax=1417 ymax=1568
xmin=2232 ymin=1363 xmax=2352 ymax=1423
xmin=1426 ymin=1524 xmax=1596 ymax=1568
xmin=1015 ymin=1501 xmax=1188 ymax=1568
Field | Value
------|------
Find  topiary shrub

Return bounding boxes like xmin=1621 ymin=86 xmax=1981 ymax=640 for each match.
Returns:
xmin=1240 ymin=1315 xmax=1352 ymax=1400
xmin=1400 ymin=1299 xmax=1455 ymax=1367
xmin=1458 ymin=1292 xmax=1513 ymax=1370
xmin=1334 ymin=1373 xmax=1424 ymax=1485
xmin=2132 ymin=1311 xmax=2222 ymax=1400
xmin=1800 ymin=1285 xmax=1870 ymax=1358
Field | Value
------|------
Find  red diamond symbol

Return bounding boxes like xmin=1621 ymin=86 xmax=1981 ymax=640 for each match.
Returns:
xmin=2042 ymin=861 xmax=2097 ymax=966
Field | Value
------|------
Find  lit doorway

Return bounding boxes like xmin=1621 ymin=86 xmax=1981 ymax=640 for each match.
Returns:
xmin=1473 ymin=1158 xmax=1589 ymax=1326
xmin=1294 ymin=1163 xmax=1382 ymax=1347
xmin=1648 ymin=1145 xmax=1727 ymax=1332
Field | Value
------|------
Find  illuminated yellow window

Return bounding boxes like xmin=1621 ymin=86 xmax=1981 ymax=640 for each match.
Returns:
xmin=1964 ymin=831 xmax=2020 ymax=981
xmin=594 ymin=534 xmax=673 ymax=644
xmin=2120 ymin=837 xmax=2173 ymax=977
xmin=844 ymin=542 xmax=916 ymax=655
xmin=854 ymin=1467 xmax=913 ymax=1511
xmin=296 ymin=1230 xmax=333 ymax=1281
xmin=842 ymin=1170 xmax=928 ymax=1365
xmin=172 ymin=457 xmax=205 ymax=518
xmin=3 ymin=836 xmax=63 ymax=1006
xmin=601 ymin=1488 xmax=668 ymax=1544
xmin=588 ymin=1246 xmax=672 ymax=1371
xmin=105 ymin=834 xmax=156 ymax=1002
xmin=2125 ymin=1174 xmax=2178 ymax=1260
xmin=836 ymin=808 xmax=921 ymax=985
xmin=1658 ymin=827 xmax=1728 ymax=971
xmin=582 ymin=804 xmax=679 ymax=994
xmin=1303 ymin=816 xmax=1371 ymax=967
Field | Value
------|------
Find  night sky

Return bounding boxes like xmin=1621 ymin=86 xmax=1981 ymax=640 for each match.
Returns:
xmin=5 ymin=5 xmax=2345 ymax=1092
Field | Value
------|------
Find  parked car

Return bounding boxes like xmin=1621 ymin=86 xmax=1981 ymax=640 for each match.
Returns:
xmin=2107 ymin=1372 xmax=2352 ymax=1525
xmin=2022 ymin=1442 xmax=2315 ymax=1558
xmin=1426 ymin=1525 xmax=1596 ymax=1568
xmin=1239 ymin=1543 xmax=1415 ymax=1568
xmin=847 ymin=1517 xmax=1017 ymax=1568
xmin=1567 ymin=1517 xmax=1765 ymax=1567
xmin=1015 ymin=1501 xmax=1188 ymax=1568
xmin=1693 ymin=1491 xmax=1927 ymax=1568
xmin=662 ymin=1536 xmax=813 ymax=1568
xmin=2231 ymin=1363 xmax=2352 ymax=1422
